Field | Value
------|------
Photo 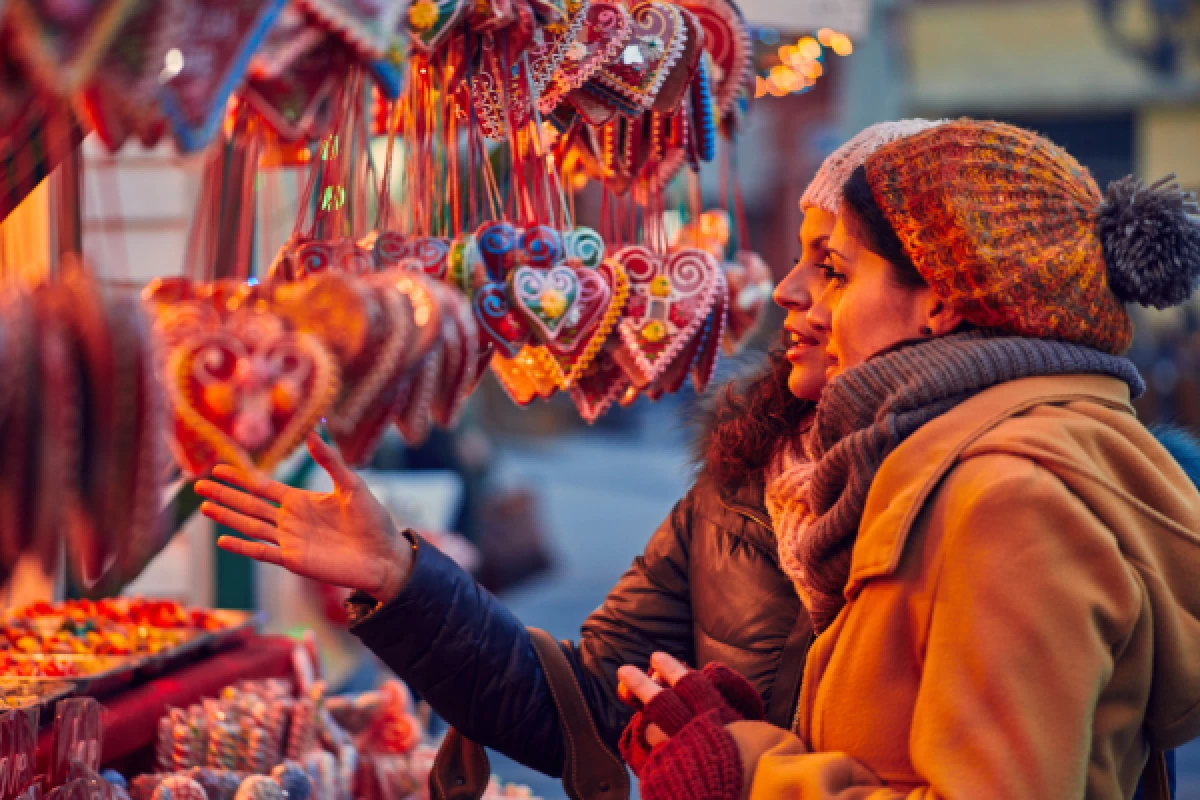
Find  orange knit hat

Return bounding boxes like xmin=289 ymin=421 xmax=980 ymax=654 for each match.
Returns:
xmin=861 ymin=119 xmax=1200 ymax=355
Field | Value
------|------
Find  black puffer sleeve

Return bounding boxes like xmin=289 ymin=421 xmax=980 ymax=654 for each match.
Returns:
xmin=350 ymin=484 xmax=701 ymax=776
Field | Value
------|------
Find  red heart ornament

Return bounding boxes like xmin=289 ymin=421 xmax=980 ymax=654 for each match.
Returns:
xmin=722 ymin=250 xmax=772 ymax=355
xmin=471 ymin=45 xmax=534 ymax=140
xmin=568 ymin=339 xmax=629 ymax=423
xmin=295 ymin=0 xmax=409 ymax=62
xmin=540 ymin=1 xmax=631 ymax=113
xmin=523 ymin=0 xmax=587 ymax=101
xmin=679 ymin=0 xmax=750 ymax=117
xmin=553 ymin=258 xmax=627 ymax=387
xmin=473 ymin=281 xmax=531 ymax=358
xmin=613 ymin=245 xmax=719 ymax=388
xmin=166 ymin=322 xmax=339 ymax=477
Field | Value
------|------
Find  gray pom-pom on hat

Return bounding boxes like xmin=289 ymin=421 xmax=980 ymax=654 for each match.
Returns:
xmin=1097 ymin=173 xmax=1200 ymax=309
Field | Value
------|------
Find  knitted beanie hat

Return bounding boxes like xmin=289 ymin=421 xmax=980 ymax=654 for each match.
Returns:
xmin=862 ymin=119 xmax=1200 ymax=355
xmin=800 ymin=119 xmax=945 ymax=214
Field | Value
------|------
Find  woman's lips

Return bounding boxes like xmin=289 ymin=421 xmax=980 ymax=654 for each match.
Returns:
xmin=785 ymin=330 xmax=820 ymax=363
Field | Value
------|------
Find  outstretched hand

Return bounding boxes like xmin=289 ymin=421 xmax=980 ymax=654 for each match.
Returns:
xmin=195 ymin=433 xmax=412 ymax=604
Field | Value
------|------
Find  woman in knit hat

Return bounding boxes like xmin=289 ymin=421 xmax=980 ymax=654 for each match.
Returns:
xmin=618 ymin=119 xmax=1200 ymax=799
xmin=191 ymin=121 xmax=941 ymax=778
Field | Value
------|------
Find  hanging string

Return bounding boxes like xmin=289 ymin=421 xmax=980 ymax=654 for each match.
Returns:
xmin=730 ymin=138 xmax=749 ymax=255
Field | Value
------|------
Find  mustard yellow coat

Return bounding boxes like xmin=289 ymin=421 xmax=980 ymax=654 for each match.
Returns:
xmin=734 ymin=374 xmax=1200 ymax=799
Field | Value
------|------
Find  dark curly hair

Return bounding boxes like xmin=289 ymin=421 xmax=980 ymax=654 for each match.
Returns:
xmin=696 ymin=349 xmax=815 ymax=488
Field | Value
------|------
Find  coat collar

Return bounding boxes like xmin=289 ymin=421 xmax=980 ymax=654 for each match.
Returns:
xmin=844 ymin=374 xmax=1135 ymax=599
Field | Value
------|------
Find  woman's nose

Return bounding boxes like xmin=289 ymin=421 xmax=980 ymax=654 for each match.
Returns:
xmin=773 ymin=265 xmax=812 ymax=312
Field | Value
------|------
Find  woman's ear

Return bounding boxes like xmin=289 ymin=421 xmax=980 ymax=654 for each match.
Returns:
xmin=925 ymin=297 xmax=965 ymax=337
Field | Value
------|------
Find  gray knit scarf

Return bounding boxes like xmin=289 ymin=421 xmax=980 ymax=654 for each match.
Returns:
xmin=797 ymin=331 xmax=1145 ymax=632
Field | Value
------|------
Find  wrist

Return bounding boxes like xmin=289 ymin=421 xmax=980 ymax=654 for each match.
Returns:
xmin=372 ymin=529 xmax=417 ymax=604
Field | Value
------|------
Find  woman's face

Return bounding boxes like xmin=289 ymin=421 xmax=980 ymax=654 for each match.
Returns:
xmin=773 ymin=207 xmax=836 ymax=401
xmin=808 ymin=217 xmax=946 ymax=380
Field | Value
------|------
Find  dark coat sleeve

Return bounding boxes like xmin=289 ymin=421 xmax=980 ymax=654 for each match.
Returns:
xmin=349 ymin=485 xmax=701 ymax=777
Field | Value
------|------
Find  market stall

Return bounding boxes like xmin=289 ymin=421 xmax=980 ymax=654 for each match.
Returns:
xmin=0 ymin=0 xmax=850 ymax=795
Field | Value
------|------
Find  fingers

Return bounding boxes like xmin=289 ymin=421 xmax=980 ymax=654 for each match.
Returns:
xmin=217 ymin=535 xmax=286 ymax=567
xmin=643 ymin=722 xmax=667 ymax=748
xmin=617 ymin=665 xmax=663 ymax=707
xmin=650 ymin=652 xmax=689 ymax=688
xmin=211 ymin=465 xmax=289 ymax=505
xmin=201 ymin=502 xmax=280 ymax=544
xmin=306 ymin=433 xmax=358 ymax=490
xmin=195 ymin=480 xmax=279 ymax=525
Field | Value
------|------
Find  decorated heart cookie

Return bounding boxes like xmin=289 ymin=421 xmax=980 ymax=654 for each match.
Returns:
xmin=158 ymin=0 xmax=286 ymax=153
xmin=613 ymin=245 xmax=719 ymax=388
xmin=518 ymin=225 xmax=564 ymax=267
xmin=540 ymin=1 xmax=631 ymax=113
xmin=242 ymin=38 xmax=347 ymax=142
xmin=650 ymin=5 xmax=703 ymax=114
xmin=476 ymin=221 xmax=520 ymax=281
xmin=511 ymin=261 xmax=611 ymax=355
xmin=680 ymin=0 xmax=750 ymax=117
xmin=471 ymin=46 xmax=533 ymax=140
xmin=430 ymin=283 xmax=479 ymax=427
xmin=473 ymin=281 xmax=530 ymax=358
xmin=562 ymin=226 xmax=606 ymax=268
xmin=406 ymin=0 xmax=468 ymax=54
xmin=5 ymin=0 xmax=138 ymax=96
xmin=296 ymin=0 xmax=409 ymax=62
xmin=553 ymin=257 xmax=627 ymax=387
xmin=568 ymin=339 xmax=629 ymax=423
xmin=524 ymin=1 xmax=587 ymax=100
xmin=723 ymin=250 xmax=772 ymax=355
xmin=166 ymin=323 xmax=339 ymax=476
xmin=593 ymin=1 xmax=686 ymax=112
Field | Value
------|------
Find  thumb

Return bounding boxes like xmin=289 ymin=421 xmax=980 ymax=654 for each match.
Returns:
xmin=307 ymin=432 xmax=358 ymax=490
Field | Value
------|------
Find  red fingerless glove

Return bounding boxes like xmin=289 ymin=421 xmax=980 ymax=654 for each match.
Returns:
xmin=638 ymin=710 xmax=744 ymax=800
xmin=618 ymin=662 xmax=763 ymax=775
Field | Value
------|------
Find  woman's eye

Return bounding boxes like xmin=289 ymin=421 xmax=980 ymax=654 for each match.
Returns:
xmin=819 ymin=262 xmax=847 ymax=285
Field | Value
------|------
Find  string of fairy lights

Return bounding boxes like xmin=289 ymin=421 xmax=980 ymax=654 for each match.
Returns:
xmin=755 ymin=28 xmax=854 ymax=98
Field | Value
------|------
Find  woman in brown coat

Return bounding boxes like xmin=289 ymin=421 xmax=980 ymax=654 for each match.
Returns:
xmin=618 ymin=119 xmax=1200 ymax=800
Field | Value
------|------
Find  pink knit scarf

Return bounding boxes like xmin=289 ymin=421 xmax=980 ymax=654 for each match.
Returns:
xmin=763 ymin=442 xmax=817 ymax=615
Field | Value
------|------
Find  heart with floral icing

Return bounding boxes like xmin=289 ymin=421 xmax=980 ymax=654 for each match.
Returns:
xmin=166 ymin=324 xmax=339 ymax=476
xmin=407 ymin=0 xmax=468 ymax=54
xmin=613 ymin=245 xmax=719 ymax=388
xmin=473 ymin=281 xmax=530 ymax=358
xmin=593 ymin=1 xmax=686 ymax=112
xmin=722 ymin=250 xmax=772 ymax=355
xmin=523 ymin=0 xmax=588 ymax=101
xmin=680 ymin=0 xmax=750 ymax=117
xmin=540 ymin=1 xmax=631 ymax=113
xmin=553 ymin=257 xmax=628 ymax=387
xmin=510 ymin=264 xmax=581 ymax=342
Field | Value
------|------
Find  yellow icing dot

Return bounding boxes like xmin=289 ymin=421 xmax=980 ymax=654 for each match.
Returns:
xmin=642 ymin=320 xmax=666 ymax=343
xmin=409 ymin=0 xmax=440 ymax=31
xmin=540 ymin=288 xmax=568 ymax=319
xmin=650 ymin=276 xmax=672 ymax=298
xmin=203 ymin=383 xmax=235 ymax=416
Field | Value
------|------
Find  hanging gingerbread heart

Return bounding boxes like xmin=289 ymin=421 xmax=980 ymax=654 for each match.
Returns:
xmin=407 ymin=0 xmax=468 ymax=54
xmin=511 ymin=260 xmax=613 ymax=355
xmin=471 ymin=44 xmax=533 ymax=139
xmin=679 ymin=0 xmax=750 ymax=118
xmin=553 ymin=257 xmax=627 ymax=387
xmin=723 ymin=250 xmax=772 ymax=355
xmin=166 ymin=323 xmax=340 ymax=476
xmin=473 ymin=281 xmax=531 ymax=357
xmin=691 ymin=267 xmax=725 ymax=393
xmin=430 ymin=283 xmax=479 ymax=427
xmin=562 ymin=226 xmax=606 ymax=268
xmin=466 ymin=0 xmax=515 ymax=33
xmin=334 ymin=238 xmax=378 ymax=276
xmin=645 ymin=310 xmax=704 ymax=401
xmin=476 ymin=221 xmax=521 ymax=281
xmin=650 ymin=5 xmax=704 ymax=114
xmin=395 ymin=351 xmax=440 ymax=444
xmin=592 ymin=1 xmax=686 ymax=113
xmin=613 ymin=245 xmax=719 ymax=388
xmin=540 ymin=0 xmax=630 ymax=113
xmin=158 ymin=0 xmax=287 ymax=153
xmin=327 ymin=286 xmax=416 ymax=466
xmin=296 ymin=0 xmax=409 ymax=62
xmin=368 ymin=231 xmax=411 ymax=269
xmin=566 ymin=84 xmax=620 ymax=126
xmin=5 ymin=0 xmax=138 ymax=97
xmin=80 ymin=0 xmax=183 ymax=152
xmin=518 ymin=224 xmax=565 ymax=267
xmin=243 ymin=39 xmax=348 ymax=142
xmin=378 ymin=271 xmax=444 ymax=445
xmin=569 ymin=339 xmax=629 ymax=423
xmin=524 ymin=0 xmax=587 ymax=100
xmin=401 ymin=237 xmax=453 ymax=280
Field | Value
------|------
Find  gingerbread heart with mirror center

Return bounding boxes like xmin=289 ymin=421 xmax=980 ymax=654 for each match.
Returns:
xmin=540 ymin=1 xmax=631 ymax=113
xmin=593 ymin=1 xmax=686 ymax=112
xmin=613 ymin=245 xmax=719 ymax=388
xmin=165 ymin=318 xmax=339 ymax=476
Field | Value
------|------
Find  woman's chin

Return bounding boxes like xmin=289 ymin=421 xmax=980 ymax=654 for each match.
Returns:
xmin=788 ymin=366 xmax=825 ymax=403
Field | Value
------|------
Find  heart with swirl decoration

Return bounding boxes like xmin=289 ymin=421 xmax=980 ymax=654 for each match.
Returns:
xmin=613 ymin=245 xmax=720 ymax=388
